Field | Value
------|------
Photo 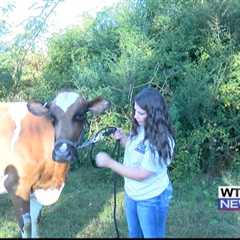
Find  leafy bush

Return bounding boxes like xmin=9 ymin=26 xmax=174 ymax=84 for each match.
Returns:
xmin=2 ymin=0 xmax=240 ymax=178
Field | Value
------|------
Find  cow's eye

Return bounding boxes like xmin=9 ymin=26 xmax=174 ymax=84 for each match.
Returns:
xmin=73 ymin=113 xmax=85 ymax=122
xmin=49 ymin=114 xmax=57 ymax=125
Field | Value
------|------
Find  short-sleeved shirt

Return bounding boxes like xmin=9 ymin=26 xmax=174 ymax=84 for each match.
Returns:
xmin=123 ymin=126 xmax=175 ymax=200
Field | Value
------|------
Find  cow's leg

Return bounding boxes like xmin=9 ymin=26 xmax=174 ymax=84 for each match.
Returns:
xmin=7 ymin=188 xmax=31 ymax=238
xmin=4 ymin=166 xmax=31 ymax=238
xmin=20 ymin=211 xmax=31 ymax=238
xmin=30 ymin=195 xmax=43 ymax=238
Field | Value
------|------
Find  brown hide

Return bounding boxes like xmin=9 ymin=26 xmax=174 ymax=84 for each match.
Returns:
xmin=0 ymin=103 xmax=69 ymax=201
xmin=0 ymin=92 xmax=111 ymax=238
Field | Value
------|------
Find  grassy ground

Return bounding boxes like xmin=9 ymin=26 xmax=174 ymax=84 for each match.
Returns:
xmin=0 ymin=166 xmax=239 ymax=238
xmin=168 ymin=171 xmax=240 ymax=238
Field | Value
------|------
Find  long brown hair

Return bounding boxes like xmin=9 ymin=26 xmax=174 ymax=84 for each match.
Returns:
xmin=131 ymin=87 xmax=175 ymax=164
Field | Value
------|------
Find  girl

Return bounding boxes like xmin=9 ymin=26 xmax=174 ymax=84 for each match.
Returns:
xmin=95 ymin=86 xmax=175 ymax=238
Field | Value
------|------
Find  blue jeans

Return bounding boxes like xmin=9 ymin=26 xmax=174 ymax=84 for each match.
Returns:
xmin=124 ymin=182 xmax=173 ymax=238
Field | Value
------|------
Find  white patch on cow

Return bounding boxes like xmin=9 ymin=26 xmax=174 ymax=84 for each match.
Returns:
xmin=8 ymin=103 xmax=28 ymax=152
xmin=32 ymin=183 xmax=65 ymax=206
xmin=0 ymin=173 xmax=8 ymax=194
xmin=55 ymin=92 xmax=79 ymax=112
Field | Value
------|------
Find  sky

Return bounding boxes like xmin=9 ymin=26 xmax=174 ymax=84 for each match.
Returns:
xmin=0 ymin=0 xmax=119 ymax=49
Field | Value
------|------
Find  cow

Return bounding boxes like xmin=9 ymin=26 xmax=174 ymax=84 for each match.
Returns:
xmin=0 ymin=90 xmax=111 ymax=238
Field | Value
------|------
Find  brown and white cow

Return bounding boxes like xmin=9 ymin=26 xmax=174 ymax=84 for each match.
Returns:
xmin=0 ymin=90 xmax=110 ymax=238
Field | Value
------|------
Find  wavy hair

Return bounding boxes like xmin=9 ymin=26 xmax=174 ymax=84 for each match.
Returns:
xmin=131 ymin=87 xmax=175 ymax=164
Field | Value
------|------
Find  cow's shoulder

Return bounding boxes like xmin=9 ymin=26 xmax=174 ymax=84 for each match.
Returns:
xmin=0 ymin=102 xmax=54 ymax=176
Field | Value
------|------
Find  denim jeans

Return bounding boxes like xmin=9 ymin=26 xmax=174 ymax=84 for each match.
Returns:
xmin=124 ymin=182 xmax=173 ymax=238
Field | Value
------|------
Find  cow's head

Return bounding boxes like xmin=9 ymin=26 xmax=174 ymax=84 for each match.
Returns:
xmin=27 ymin=90 xmax=111 ymax=163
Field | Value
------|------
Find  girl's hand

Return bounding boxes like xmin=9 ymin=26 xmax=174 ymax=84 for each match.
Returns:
xmin=112 ymin=128 xmax=128 ymax=147
xmin=112 ymin=128 xmax=125 ymax=140
xmin=95 ymin=152 xmax=112 ymax=168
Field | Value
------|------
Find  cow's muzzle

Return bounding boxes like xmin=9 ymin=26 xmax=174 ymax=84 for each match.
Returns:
xmin=52 ymin=139 xmax=78 ymax=163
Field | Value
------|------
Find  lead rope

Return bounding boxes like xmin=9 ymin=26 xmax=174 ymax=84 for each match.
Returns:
xmin=88 ymin=137 xmax=121 ymax=238
xmin=112 ymin=139 xmax=121 ymax=238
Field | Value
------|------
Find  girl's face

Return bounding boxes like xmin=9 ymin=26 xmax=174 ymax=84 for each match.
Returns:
xmin=134 ymin=102 xmax=147 ymax=126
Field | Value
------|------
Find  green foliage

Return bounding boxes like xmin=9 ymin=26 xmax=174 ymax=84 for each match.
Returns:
xmin=218 ymin=53 xmax=240 ymax=110
xmin=0 ymin=52 xmax=14 ymax=98
xmin=1 ymin=0 xmax=240 ymax=178
xmin=0 ymin=1 xmax=15 ymax=51
xmin=172 ymin=64 xmax=215 ymax=130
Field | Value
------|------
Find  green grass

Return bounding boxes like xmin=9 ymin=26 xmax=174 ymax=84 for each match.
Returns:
xmin=168 ymin=171 xmax=240 ymax=238
xmin=0 ymin=166 xmax=240 ymax=238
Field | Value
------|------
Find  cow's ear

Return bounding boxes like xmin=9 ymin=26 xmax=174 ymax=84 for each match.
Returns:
xmin=87 ymin=97 xmax=111 ymax=114
xmin=27 ymin=101 xmax=49 ymax=116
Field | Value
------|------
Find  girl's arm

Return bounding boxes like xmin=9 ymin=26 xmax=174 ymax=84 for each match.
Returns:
xmin=95 ymin=152 xmax=154 ymax=181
